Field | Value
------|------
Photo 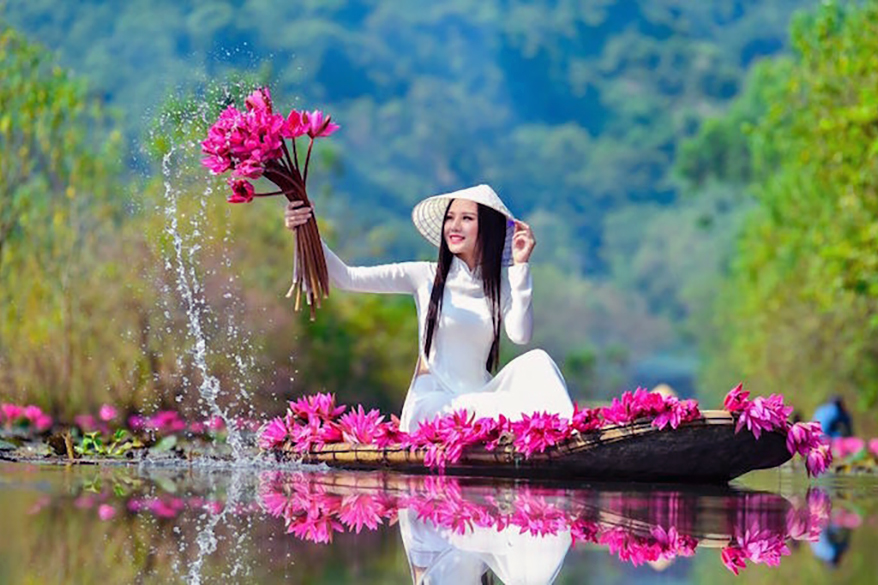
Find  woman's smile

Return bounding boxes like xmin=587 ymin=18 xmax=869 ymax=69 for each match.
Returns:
xmin=444 ymin=199 xmax=479 ymax=268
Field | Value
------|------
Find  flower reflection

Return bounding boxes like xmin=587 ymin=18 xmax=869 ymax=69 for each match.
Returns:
xmin=255 ymin=472 xmax=834 ymax=577
xmin=26 ymin=469 xmax=852 ymax=580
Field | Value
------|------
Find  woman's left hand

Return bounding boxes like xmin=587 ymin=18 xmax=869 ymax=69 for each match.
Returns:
xmin=511 ymin=220 xmax=536 ymax=264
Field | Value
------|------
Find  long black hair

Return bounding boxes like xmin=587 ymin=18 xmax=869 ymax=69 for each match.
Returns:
xmin=423 ymin=200 xmax=508 ymax=372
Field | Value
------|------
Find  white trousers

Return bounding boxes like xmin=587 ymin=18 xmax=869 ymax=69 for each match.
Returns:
xmin=399 ymin=349 xmax=575 ymax=432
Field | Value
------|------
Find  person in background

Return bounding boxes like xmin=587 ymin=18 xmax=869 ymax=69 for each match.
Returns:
xmin=811 ymin=395 xmax=853 ymax=438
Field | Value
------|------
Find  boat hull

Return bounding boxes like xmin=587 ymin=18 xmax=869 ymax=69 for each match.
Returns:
xmin=294 ymin=411 xmax=791 ymax=484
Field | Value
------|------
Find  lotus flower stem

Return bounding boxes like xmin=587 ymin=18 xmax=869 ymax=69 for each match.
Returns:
xmin=303 ymin=138 xmax=315 ymax=185
xmin=281 ymin=140 xmax=296 ymax=175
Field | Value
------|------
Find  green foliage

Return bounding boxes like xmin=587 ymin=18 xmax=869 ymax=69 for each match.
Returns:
xmin=75 ymin=429 xmax=141 ymax=458
xmin=1 ymin=0 xmax=811 ymax=272
xmin=2 ymin=1 xmax=842 ymax=417
xmin=0 ymin=26 xmax=133 ymax=412
xmin=698 ymin=1 xmax=878 ymax=418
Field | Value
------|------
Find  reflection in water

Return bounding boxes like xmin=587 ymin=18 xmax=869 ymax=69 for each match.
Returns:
xmin=256 ymin=472 xmax=832 ymax=582
xmin=14 ymin=464 xmax=849 ymax=584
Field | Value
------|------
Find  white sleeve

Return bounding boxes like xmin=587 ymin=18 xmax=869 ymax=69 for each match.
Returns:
xmin=322 ymin=241 xmax=433 ymax=294
xmin=502 ymin=263 xmax=533 ymax=344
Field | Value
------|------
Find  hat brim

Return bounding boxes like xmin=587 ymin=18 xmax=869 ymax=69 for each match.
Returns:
xmin=411 ymin=186 xmax=516 ymax=266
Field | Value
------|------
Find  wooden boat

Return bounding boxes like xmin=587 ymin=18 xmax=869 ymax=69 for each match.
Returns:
xmin=292 ymin=410 xmax=791 ymax=484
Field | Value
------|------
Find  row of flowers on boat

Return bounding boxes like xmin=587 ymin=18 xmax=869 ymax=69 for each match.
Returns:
xmin=258 ymin=385 xmax=835 ymax=476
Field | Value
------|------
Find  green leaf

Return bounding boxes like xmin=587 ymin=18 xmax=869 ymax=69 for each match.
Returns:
xmin=152 ymin=435 xmax=178 ymax=453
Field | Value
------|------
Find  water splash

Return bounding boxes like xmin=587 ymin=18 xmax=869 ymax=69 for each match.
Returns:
xmin=161 ymin=145 xmax=245 ymax=457
xmin=185 ymin=466 xmax=246 ymax=585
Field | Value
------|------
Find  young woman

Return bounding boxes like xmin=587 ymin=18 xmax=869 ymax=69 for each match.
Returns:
xmin=284 ymin=184 xmax=574 ymax=432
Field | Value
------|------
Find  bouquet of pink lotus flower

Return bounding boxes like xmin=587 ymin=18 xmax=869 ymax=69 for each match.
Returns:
xmin=201 ymin=87 xmax=339 ymax=319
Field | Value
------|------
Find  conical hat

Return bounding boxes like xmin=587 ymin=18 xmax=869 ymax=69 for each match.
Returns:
xmin=411 ymin=184 xmax=516 ymax=265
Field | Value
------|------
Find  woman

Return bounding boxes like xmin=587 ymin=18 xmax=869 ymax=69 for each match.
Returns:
xmin=284 ymin=184 xmax=574 ymax=432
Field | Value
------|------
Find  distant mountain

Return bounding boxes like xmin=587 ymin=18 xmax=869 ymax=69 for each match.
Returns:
xmin=2 ymin=0 xmax=814 ymax=267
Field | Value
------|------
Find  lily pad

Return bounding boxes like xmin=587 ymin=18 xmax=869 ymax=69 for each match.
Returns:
xmin=0 ymin=439 xmax=16 ymax=451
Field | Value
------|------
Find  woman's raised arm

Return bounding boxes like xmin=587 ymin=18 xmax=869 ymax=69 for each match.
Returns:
xmin=285 ymin=200 xmax=431 ymax=295
xmin=501 ymin=263 xmax=533 ymax=345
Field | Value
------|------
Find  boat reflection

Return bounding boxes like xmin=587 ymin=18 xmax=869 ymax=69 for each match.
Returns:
xmin=255 ymin=471 xmax=832 ymax=582
xmin=27 ymin=468 xmax=843 ymax=583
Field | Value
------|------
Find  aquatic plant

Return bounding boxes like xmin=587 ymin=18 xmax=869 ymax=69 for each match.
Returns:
xmin=0 ymin=403 xmax=53 ymax=433
xmin=75 ymin=429 xmax=141 ymax=459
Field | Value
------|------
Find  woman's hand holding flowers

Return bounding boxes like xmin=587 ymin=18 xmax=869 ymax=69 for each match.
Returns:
xmin=285 ymin=200 xmax=313 ymax=231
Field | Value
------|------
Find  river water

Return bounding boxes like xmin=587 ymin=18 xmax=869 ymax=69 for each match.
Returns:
xmin=1 ymin=461 xmax=875 ymax=584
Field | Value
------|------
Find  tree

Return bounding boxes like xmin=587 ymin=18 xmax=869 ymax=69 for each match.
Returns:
xmin=699 ymin=1 xmax=878 ymax=419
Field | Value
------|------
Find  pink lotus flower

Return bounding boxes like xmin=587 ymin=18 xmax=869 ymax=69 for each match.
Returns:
xmin=303 ymin=110 xmax=340 ymax=138
xmin=338 ymin=405 xmax=384 ymax=444
xmin=99 ymin=404 xmax=118 ymax=422
xmin=723 ymin=383 xmax=750 ymax=413
xmin=721 ymin=546 xmax=748 ymax=575
xmin=282 ymin=110 xmax=308 ymax=139
xmin=473 ymin=414 xmax=512 ymax=451
xmin=32 ymin=413 xmax=53 ymax=432
xmin=733 ymin=525 xmax=791 ymax=568
xmin=288 ymin=392 xmax=347 ymax=423
xmin=259 ymin=417 xmax=289 ymax=450
xmin=831 ymin=436 xmax=865 ymax=459
xmin=1 ymin=403 xmax=23 ymax=424
xmin=785 ymin=421 xmax=824 ymax=456
xmin=805 ymin=444 xmax=832 ymax=477
xmin=127 ymin=415 xmax=145 ymax=431
xmin=337 ymin=494 xmax=385 ymax=533
xmin=571 ymin=403 xmax=603 ymax=433
xmin=651 ymin=526 xmax=697 ymax=558
xmin=231 ymin=159 xmax=263 ymax=180
xmin=785 ymin=489 xmax=830 ymax=541
xmin=244 ymin=87 xmax=273 ymax=114
xmin=373 ymin=415 xmax=410 ymax=448
xmin=74 ymin=414 xmax=99 ymax=432
xmin=869 ymin=438 xmax=878 ymax=457
xmin=734 ymin=394 xmax=792 ymax=439
xmin=570 ymin=518 xmax=600 ymax=546
xmin=601 ymin=387 xmax=665 ymax=425
xmin=97 ymin=504 xmax=117 ymax=521
xmin=508 ymin=492 xmax=567 ymax=537
xmin=511 ymin=412 xmax=570 ymax=458
xmin=286 ymin=511 xmax=344 ymax=544
xmin=147 ymin=410 xmax=188 ymax=434
xmin=405 ymin=410 xmax=490 ymax=470
xmin=15 ymin=405 xmax=52 ymax=431
xmin=652 ymin=397 xmax=701 ymax=430
xmin=200 ymin=106 xmax=239 ymax=170
xmin=227 ymin=178 xmax=255 ymax=203
xmin=260 ymin=490 xmax=293 ymax=519
xmin=207 ymin=416 xmax=226 ymax=431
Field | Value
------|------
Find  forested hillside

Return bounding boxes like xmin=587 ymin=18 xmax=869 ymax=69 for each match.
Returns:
xmin=3 ymin=0 xmax=837 ymax=417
